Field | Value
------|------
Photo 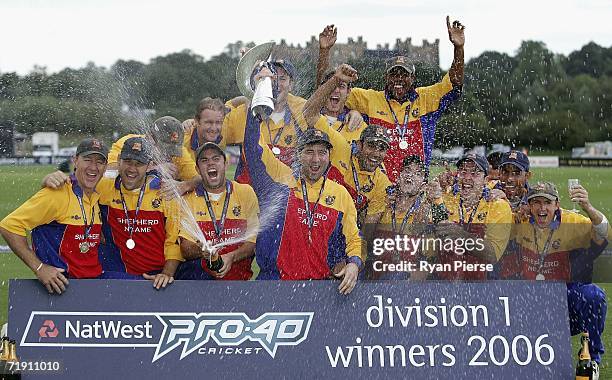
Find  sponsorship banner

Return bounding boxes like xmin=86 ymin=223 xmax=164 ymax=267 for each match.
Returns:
xmin=528 ymin=156 xmax=559 ymax=168
xmin=559 ymin=157 xmax=612 ymax=167
xmin=9 ymin=279 xmax=572 ymax=379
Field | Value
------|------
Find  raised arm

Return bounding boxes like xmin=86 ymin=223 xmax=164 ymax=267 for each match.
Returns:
xmin=304 ymin=64 xmax=358 ymax=128
xmin=316 ymin=24 xmax=337 ymax=86
xmin=446 ymin=15 xmax=465 ymax=86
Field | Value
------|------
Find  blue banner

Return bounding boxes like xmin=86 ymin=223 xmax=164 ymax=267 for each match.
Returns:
xmin=8 ymin=280 xmax=573 ymax=379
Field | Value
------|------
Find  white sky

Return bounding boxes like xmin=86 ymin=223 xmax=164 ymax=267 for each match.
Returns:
xmin=1 ymin=0 xmax=611 ymax=75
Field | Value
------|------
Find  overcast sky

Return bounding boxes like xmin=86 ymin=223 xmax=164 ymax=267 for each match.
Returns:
xmin=2 ymin=0 xmax=610 ymax=75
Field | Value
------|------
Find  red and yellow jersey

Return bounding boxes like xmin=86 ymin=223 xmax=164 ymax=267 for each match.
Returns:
xmin=181 ymin=119 xmax=229 ymax=162
xmin=438 ymin=191 xmax=513 ymax=280
xmin=310 ymin=115 xmax=391 ymax=219
xmin=0 ymin=177 xmax=103 ymax=278
xmin=368 ymin=197 xmax=434 ymax=280
xmin=322 ymin=112 xmax=368 ymax=144
xmin=502 ymin=210 xmax=612 ymax=281
xmin=178 ymin=181 xmax=259 ymax=280
xmin=108 ymin=134 xmax=198 ymax=181
xmin=346 ymin=74 xmax=460 ymax=181
xmin=226 ymin=94 xmax=307 ymax=183
xmin=96 ymin=176 xmax=182 ymax=275
xmin=242 ymin=110 xmax=364 ymax=280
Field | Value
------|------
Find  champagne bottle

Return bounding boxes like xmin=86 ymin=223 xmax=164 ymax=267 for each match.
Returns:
xmin=1 ymin=337 xmax=21 ymax=379
xmin=0 ymin=337 xmax=7 ymax=375
xmin=7 ymin=340 xmax=18 ymax=363
xmin=208 ymin=252 xmax=224 ymax=272
xmin=576 ymin=332 xmax=597 ymax=380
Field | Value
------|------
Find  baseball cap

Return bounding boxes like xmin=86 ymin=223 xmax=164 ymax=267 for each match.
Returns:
xmin=360 ymin=125 xmax=391 ymax=147
xmin=297 ymin=128 xmax=333 ymax=150
xmin=195 ymin=142 xmax=226 ymax=161
xmin=527 ymin=182 xmax=559 ymax=201
xmin=120 ymin=137 xmax=151 ymax=164
xmin=271 ymin=59 xmax=297 ymax=80
xmin=500 ymin=150 xmax=530 ymax=172
xmin=151 ymin=116 xmax=184 ymax=157
xmin=456 ymin=153 xmax=489 ymax=176
xmin=76 ymin=138 xmax=108 ymax=161
xmin=385 ymin=56 xmax=416 ymax=75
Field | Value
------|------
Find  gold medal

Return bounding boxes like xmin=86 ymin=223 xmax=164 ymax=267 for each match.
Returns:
xmin=399 ymin=140 xmax=409 ymax=150
xmin=79 ymin=242 xmax=90 ymax=253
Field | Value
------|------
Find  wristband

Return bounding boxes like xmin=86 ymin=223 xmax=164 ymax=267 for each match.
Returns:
xmin=347 ymin=256 xmax=363 ymax=271
xmin=594 ymin=216 xmax=609 ymax=241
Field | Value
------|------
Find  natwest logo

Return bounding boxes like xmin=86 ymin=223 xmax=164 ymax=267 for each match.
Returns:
xmin=65 ymin=319 xmax=153 ymax=339
xmin=39 ymin=320 xmax=59 ymax=338
xmin=21 ymin=311 xmax=313 ymax=362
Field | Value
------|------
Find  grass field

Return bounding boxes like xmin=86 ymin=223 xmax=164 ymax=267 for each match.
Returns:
xmin=1 ymin=164 xmax=612 ymax=376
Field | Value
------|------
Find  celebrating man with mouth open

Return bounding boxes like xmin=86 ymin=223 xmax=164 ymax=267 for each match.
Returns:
xmin=503 ymin=182 xmax=610 ymax=367
xmin=243 ymin=105 xmax=363 ymax=294
xmin=315 ymin=16 xmax=465 ymax=181
xmin=177 ymin=142 xmax=260 ymax=281
xmin=435 ymin=153 xmax=513 ymax=281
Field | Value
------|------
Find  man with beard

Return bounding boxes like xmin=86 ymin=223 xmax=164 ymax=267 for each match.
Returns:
xmin=316 ymin=16 xmax=464 ymax=181
xmin=243 ymin=107 xmax=363 ymax=294
xmin=435 ymin=153 xmax=512 ymax=280
xmin=177 ymin=142 xmax=259 ymax=281
xmin=181 ymin=97 xmax=230 ymax=160
xmin=225 ymin=59 xmax=363 ymax=184
xmin=506 ymin=182 xmax=610 ymax=368
xmin=304 ymin=64 xmax=392 ymax=227
xmin=0 ymin=139 xmax=108 ymax=294
xmin=41 ymin=137 xmax=184 ymax=289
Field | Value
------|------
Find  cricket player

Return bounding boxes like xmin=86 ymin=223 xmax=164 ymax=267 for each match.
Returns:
xmin=41 ymin=137 xmax=184 ymax=289
xmin=504 ymin=182 xmax=610 ymax=365
xmin=177 ymin=142 xmax=259 ymax=281
xmin=303 ymin=64 xmax=392 ymax=226
xmin=226 ymin=59 xmax=363 ymax=184
xmin=436 ymin=153 xmax=513 ymax=280
xmin=0 ymin=139 xmax=108 ymax=293
xmin=243 ymin=107 xmax=363 ymax=294
xmin=315 ymin=16 xmax=465 ymax=181
xmin=181 ymin=97 xmax=230 ymax=160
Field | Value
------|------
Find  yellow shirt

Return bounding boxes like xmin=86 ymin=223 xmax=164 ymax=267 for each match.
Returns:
xmin=444 ymin=192 xmax=513 ymax=260
xmin=224 ymin=93 xmax=307 ymax=147
xmin=323 ymin=115 xmax=368 ymax=144
xmin=181 ymin=119 xmax=229 ymax=162
xmin=506 ymin=209 xmax=612 ymax=281
xmin=0 ymin=178 xmax=103 ymax=278
xmin=179 ymin=181 xmax=259 ymax=280
xmin=310 ymin=115 xmax=392 ymax=219
xmin=108 ymin=134 xmax=198 ymax=181
xmin=345 ymin=73 xmax=457 ymax=181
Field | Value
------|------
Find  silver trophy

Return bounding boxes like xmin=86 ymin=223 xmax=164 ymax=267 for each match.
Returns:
xmin=236 ymin=41 xmax=276 ymax=119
